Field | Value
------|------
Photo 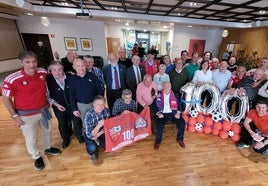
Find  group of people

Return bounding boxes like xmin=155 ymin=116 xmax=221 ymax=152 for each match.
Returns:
xmin=2 ymin=47 xmax=268 ymax=170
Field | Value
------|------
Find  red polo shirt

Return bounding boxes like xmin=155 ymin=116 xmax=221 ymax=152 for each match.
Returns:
xmin=247 ymin=110 xmax=268 ymax=136
xmin=2 ymin=68 xmax=47 ymax=110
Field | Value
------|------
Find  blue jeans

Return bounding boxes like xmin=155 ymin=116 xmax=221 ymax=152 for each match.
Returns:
xmin=84 ymin=133 xmax=105 ymax=155
xmin=154 ymin=113 xmax=186 ymax=144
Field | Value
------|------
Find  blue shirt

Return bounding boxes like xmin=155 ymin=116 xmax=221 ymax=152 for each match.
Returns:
xmin=69 ymin=72 xmax=104 ymax=111
xmin=84 ymin=108 xmax=110 ymax=139
xmin=212 ymin=69 xmax=231 ymax=92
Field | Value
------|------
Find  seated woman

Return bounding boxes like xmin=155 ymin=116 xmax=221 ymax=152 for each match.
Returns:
xmin=153 ymin=64 xmax=170 ymax=92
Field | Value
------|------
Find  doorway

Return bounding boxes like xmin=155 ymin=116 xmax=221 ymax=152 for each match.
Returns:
xmin=21 ymin=33 xmax=53 ymax=67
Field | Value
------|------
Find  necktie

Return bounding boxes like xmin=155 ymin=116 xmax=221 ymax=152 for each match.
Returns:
xmin=136 ymin=66 xmax=141 ymax=83
xmin=114 ymin=67 xmax=120 ymax=90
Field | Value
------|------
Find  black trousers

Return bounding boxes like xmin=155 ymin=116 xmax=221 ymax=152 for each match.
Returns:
xmin=52 ymin=105 xmax=83 ymax=141
xmin=107 ymin=89 xmax=122 ymax=111
xmin=52 ymin=105 xmax=73 ymax=142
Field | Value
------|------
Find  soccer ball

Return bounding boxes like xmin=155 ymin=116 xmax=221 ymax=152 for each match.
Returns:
xmin=195 ymin=123 xmax=203 ymax=131
xmin=189 ymin=109 xmax=198 ymax=118
xmin=228 ymin=131 xmax=234 ymax=137
xmin=212 ymin=111 xmax=223 ymax=122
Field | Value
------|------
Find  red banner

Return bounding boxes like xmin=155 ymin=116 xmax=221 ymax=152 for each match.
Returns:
xmin=104 ymin=107 xmax=151 ymax=152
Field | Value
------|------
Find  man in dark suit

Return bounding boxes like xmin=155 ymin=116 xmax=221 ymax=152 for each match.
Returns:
xmin=46 ymin=61 xmax=73 ymax=148
xmin=61 ymin=50 xmax=78 ymax=74
xmin=126 ymin=55 xmax=145 ymax=100
xmin=103 ymin=53 xmax=126 ymax=110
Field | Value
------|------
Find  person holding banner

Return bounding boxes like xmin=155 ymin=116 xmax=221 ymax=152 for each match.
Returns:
xmin=112 ymin=89 xmax=137 ymax=116
xmin=153 ymin=82 xmax=186 ymax=150
xmin=84 ymin=95 xmax=111 ymax=163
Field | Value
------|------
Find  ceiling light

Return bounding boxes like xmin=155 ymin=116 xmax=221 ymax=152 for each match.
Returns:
xmin=40 ymin=16 xmax=51 ymax=27
xmin=125 ymin=22 xmax=129 ymax=26
xmin=190 ymin=2 xmax=197 ymax=6
xmin=222 ymin=29 xmax=228 ymax=37
xmin=61 ymin=2 xmax=69 ymax=6
xmin=259 ymin=10 xmax=266 ymax=15
xmin=163 ymin=26 xmax=167 ymax=29
xmin=111 ymin=7 xmax=117 ymax=10
xmin=144 ymin=29 xmax=147 ymax=32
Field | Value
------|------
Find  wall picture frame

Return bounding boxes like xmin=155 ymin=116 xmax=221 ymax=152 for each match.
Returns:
xmin=64 ymin=37 xmax=77 ymax=50
xmin=80 ymin=38 xmax=93 ymax=51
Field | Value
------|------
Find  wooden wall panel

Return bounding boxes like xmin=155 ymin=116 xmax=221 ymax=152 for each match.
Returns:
xmin=219 ymin=26 xmax=268 ymax=64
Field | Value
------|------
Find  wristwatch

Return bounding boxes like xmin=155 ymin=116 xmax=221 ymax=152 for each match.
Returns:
xmin=11 ymin=113 xmax=19 ymax=118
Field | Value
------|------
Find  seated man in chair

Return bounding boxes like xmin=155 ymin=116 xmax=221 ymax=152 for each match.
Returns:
xmin=152 ymin=81 xmax=186 ymax=150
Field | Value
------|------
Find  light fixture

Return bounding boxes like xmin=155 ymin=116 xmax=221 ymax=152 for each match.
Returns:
xmin=222 ymin=29 xmax=228 ymax=37
xmin=40 ymin=16 xmax=51 ymax=27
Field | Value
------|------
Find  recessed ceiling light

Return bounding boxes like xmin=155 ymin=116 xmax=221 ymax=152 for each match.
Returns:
xmin=259 ymin=10 xmax=266 ymax=15
xmin=111 ymin=7 xmax=117 ymax=10
xmin=163 ymin=26 xmax=167 ymax=29
xmin=144 ymin=29 xmax=147 ymax=32
xmin=61 ymin=2 xmax=68 ymax=6
xmin=177 ymin=13 xmax=181 ymax=16
xmin=187 ymin=25 xmax=192 ymax=27
xmin=125 ymin=22 xmax=129 ymax=26
xmin=190 ymin=2 xmax=197 ymax=6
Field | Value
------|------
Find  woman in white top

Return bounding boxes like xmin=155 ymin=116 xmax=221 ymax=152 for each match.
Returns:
xmin=153 ymin=64 xmax=170 ymax=91
xmin=192 ymin=59 xmax=213 ymax=85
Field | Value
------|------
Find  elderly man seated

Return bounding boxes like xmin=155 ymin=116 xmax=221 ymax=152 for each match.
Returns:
xmin=152 ymin=81 xmax=186 ymax=150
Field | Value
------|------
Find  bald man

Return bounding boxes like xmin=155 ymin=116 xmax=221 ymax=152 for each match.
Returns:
xmin=212 ymin=61 xmax=232 ymax=93
xmin=61 ymin=50 xmax=78 ymax=74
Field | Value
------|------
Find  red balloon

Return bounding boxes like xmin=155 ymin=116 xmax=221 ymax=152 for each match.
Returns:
xmin=212 ymin=128 xmax=220 ymax=136
xmin=197 ymin=114 xmax=205 ymax=123
xmin=203 ymin=126 xmax=212 ymax=134
xmin=213 ymin=122 xmax=223 ymax=130
xmin=231 ymin=124 xmax=241 ymax=133
xmin=188 ymin=118 xmax=197 ymax=126
xmin=187 ymin=125 xmax=196 ymax=133
xmin=219 ymin=130 xmax=228 ymax=139
xmin=231 ymin=134 xmax=240 ymax=141
xmin=204 ymin=117 xmax=213 ymax=126
xmin=222 ymin=120 xmax=232 ymax=131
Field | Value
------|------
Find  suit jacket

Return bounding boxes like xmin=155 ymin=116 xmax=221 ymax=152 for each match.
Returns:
xmin=46 ymin=73 xmax=71 ymax=107
xmin=126 ymin=65 xmax=146 ymax=93
xmin=103 ymin=63 xmax=126 ymax=92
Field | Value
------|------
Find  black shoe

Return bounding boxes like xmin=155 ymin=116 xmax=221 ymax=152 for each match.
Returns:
xmin=62 ymin=139 xmax=70 ymax=149
xmin=44 ymin=147 xmax=62 ymax=155
xmin=34 ymin=157 xmax=44 ymax=170
xmin=78 ymin=136 xmax=84 ymax=143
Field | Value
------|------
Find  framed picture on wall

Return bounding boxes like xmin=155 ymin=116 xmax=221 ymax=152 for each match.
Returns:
xmin=80 ymin=38 xmax=93 ymax=51
xmin=64 ymin=37 xmax=77 ymax=50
